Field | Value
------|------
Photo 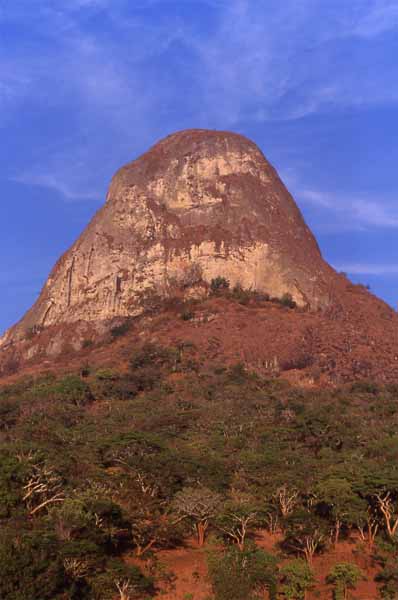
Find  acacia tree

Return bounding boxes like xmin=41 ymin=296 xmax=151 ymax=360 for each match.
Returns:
xmin=216 ymin=499 xmax=258 ymax=551
xmin=376 ymin=492 xmax=398 ymax=539
xmin=356 ymin=507 xmax=379 ymax=549
xmin=22 ymin=462 xmax=65 ymax=516
xmin=283 ymin=510 xmax=327 ymax=565
xmin=102 ymin=471 xmax=178 ymax=557
xmin=275 ymin=485 xmax=299 ymax=519
xmin=173 ymin=486 xmax=222 ymax=546
xmin=315 ymin=477 xmax=363 ymax=545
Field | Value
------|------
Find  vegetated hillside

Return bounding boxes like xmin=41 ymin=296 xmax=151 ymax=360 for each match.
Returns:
xmin=2 ymin=279 xmax=398 ymax=387
xmin=1 ymin=336 xmax=398 ymax=599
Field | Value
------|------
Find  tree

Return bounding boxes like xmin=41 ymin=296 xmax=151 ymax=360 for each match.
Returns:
xmin=376 ymin=492 xmax=398 ymax=540
xmin=356 ymin=507 xmax=379 ymax=549
xmin=172 ymin=486 xmax=222 ymax=546
xmin=326 ymin=563 xmax=363 ymax=600
xmin=216 ymin=497 xmax=258 ymax=550
xmin=315 ymin=477 xmax=363 ymax=545
xmin=275 ymin=485 xmax=299 ymax=519
xmin=207 ymin=544 xmax=278 ymax=600
xmin=22 ymin=462 xmax=65 ymax=516
xmin=283 ymin=510 xmax=327 ymax=565
xmin=279 ymin=559 xmax=314 ymax=600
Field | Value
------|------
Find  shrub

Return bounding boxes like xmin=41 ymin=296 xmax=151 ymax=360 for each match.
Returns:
xmin=210 ymin=277 xmax=230 ymax=294
xmin=110 ymin=321 xmax=131 ymax=338
xmin=0 ymin=399 xmax=19 ymax=430
xmin=326 ymin=563 xmax=363 ymax=600
xmin=280 ymin=293 xmax=297 ymax=309
xmin=181 ymin=310 xmax=195 ymax=321
xmin=89 ymin=558 xmax=154 ymax=599
xmin=81 ymin=339 xmax=93 ymax=349
xmin=130 ymin=343 xmax=175 ymax=370
xmin=52 ymin=376 xmax=94 ymax=407
xmin=376 ymin=560 xmax=398 ymax=599
xmin=279 ymin=559 xmax=314 ymax=599
xmin=207 ymin=545 xmax=278 ymax=600
xmin=231 ymin=283 xmax=252 ymax=305
xmin=0 ymin=532 xmax=67 ymax=600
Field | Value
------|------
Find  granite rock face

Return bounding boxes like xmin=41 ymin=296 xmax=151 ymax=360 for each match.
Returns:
xmin=0 ymin=129 xmax=337 ymax=348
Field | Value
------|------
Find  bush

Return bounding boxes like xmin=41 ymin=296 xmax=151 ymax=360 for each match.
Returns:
xmin=89 ymin=558 xmax=154 ymax=599
xmin=208 ymin=545 xmax=278 ymax=600
xmin=110 ymin=320 xmax=131 ymax=338
xmin=231 ymin=283 xmax=252 ymax=305
xmin=52 ymin=376 xmax=94 ymax=407
xmin=181 ymin=310 xmax=195 ymax=321
xmin=130 ymin=343 xmax=175 ymax=370
xmin=82 ymin=339 xmax=93 ymax=349
xmin=0 ymin=532 xmax=67 ymax=600
xmin=376 ymin=560 xmax=398 ymax=599
xmin=210 ymin=277 xmax=230 ymax=294
xmin=326 ymin=563 xmax=363 ymax=600
xmin=279 ymin=559 xmax=314 ymax=599
xmin=0 ymin=399 xmax=19 ymax=430
xmin=279 ymin=293 xmax=297 ymax=309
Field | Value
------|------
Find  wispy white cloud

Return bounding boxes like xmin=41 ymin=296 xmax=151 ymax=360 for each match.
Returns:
xmin=333 ymin=263 xmax=398 ymax=276
xmin=2 ymin=0 xmax=398 ymax=202
xmin=296 ymin=186 xmax=398 ymax=230
xmin=351 ymin=1 xmax=398 ymax=38
xmin=13 ymin=172 xmax=100 ymax=201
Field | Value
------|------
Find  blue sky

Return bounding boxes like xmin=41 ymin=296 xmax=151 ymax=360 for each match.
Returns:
xmin=2 ymin=0 xmax=398 ymax=334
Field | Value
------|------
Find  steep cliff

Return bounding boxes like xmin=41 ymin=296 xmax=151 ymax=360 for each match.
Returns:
xmin=1 ymin=129 xmax=337 ymax=351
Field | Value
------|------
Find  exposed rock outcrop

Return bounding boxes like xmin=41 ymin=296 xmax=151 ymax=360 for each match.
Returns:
xmin=0 ymin=129 xmax=337 ymax=351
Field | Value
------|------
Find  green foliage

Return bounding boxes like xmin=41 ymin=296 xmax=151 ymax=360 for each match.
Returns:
xmin=110 ymin=320 xmax=131 ymax=338
xmin=1 ymin=358 xmax=398 ymax=597
xmin=207 ymin=545 xmax=278 ymax=600
xmin=326 ymin=563 xmax=363 ymax=600
xmin=89 ymin=558 xmax=154 ymax=599
xmin=279 ymin=559 xmax=314 ymax=599
xmin=376 ymin=560 xmax=398 ymax=599
xmin=282 ymin=510 xmax=328 ymax=563
xmin=279 ymin=293 xmax=297 ymax=309
xmin=173 ymin=486 xmax=222 ymax=544
xmin=0 ymin=453 xmax=27 ymax=517
xmin=210 ymin=276 xmax=230 ymax=293
xmin=0 ymin=532 xmax=66 ymax=600
xmin=0 ymin=398 xmax=19 ymax=430
xmin=52 ymin=375 xmax=94 ymax=407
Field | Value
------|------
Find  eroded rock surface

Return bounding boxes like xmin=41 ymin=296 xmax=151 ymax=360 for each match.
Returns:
xmin=1 ymin=129 xmax=337 ymax=349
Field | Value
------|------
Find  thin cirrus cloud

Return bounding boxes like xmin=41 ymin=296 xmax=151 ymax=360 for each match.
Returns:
xmin=2 ymin=0 xmax=398 ymax=208
xmin=352 ymin=0 xmax=398 ymax=38
xmin=333 ymin=263 xmax=398 ymax=276
xmin=295 ymin=187 xmax=398 ymax=230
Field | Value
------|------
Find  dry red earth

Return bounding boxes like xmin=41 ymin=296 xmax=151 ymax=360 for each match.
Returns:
xmin=2 ymin=281 xmax=398 ymax=387
xmin=133 ymin=532 xmax=379 ymax=599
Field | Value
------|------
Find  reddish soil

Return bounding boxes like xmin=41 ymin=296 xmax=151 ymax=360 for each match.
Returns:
xmin=137 ymin=532 xmax=380 ymax=599
xmin=2 ymin=284 xmax=398 ymax=388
